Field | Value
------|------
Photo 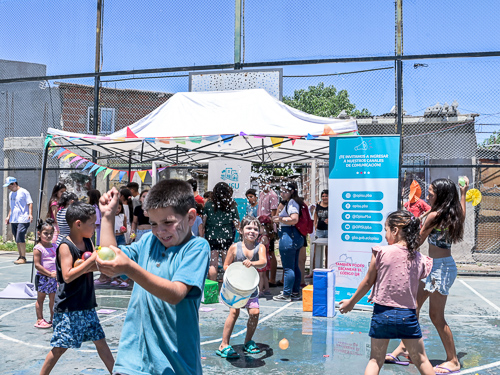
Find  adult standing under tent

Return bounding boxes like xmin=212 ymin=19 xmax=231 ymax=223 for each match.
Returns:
xmin=257 ymin=180 xmax=279 ymax=286
xmin=4 ymin=177 xmax=33 ymax=264
xmin=126 ymin=182 xmax=141 ymax=210
xmin=188 ymin=179 xmax=204 ymax=206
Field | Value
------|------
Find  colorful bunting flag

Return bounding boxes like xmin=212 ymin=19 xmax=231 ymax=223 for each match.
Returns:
xmin=239 ymin=132 xmax=247 ymax=136
xmin=189 ymin=137 xmax=202 ymax=144
xmin=103 ymin=168 xmax=114 ymax=179
xmin=159 ymin=139 xmax=170 ymax=145
xmin=89 ymin=164 xmax=100 ymax=174
xmin=322 ymin=125 xmax=335 ymax=136
xmin=44 ymin=135 xmax=53 ymax=149
xmin=95 ymin=166 xmax=106 ymax=176
xmin=118 ymin=171 xmax=126 ymax=182
xmin=270 ymin=137 xmax=284 ymax=148
xmin=57 ymin=150 xmax=71 ymax=159
xmin=126 ymin=127 xmax=138 ymax=138
xmin=148 ymin=169 xmax=153 ymax=177
xmin=137 ymin=170 xmax=147 ymax=182
xmin=82 ymin=162 xmax=94 ymax=172
xmin=63 ymin=153 xmax=76 ymax=161
xmin=204 ymin=135 xmax=219 ymax=142
xmin=75 ymin=159 xmax=87 ymax=168
xmin=52 ymin=148 xmax=65 ymax=158
xmin=129 ymin=171 xmax=135 ymax=182
xmin=110 ymin=170 xmax=120 ymax=181
xmin=69 ymin=156 xmax=82 ymax=164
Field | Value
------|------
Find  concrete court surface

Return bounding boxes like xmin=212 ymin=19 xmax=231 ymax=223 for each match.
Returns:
xmin=1 ymin=251 xmax=499 ymax=375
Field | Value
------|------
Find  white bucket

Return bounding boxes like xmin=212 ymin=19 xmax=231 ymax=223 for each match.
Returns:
xmin=220 ymin=262 xmax=259 ymax=308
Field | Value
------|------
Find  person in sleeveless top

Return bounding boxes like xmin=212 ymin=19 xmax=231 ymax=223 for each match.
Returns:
xmin=40 ymin=202 xmax=114 ymax=375
xmin=216 ymin=216 xmax=267 ymax=359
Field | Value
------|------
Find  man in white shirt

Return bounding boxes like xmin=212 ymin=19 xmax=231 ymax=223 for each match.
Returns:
xmin=4 ymin=177 xmax=33 ymax=264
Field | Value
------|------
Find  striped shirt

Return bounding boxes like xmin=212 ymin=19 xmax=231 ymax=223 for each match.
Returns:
xmin=56 ymin=208 xmax=71 ymax=246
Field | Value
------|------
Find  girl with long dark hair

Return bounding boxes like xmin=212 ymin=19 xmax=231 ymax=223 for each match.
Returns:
xmin=388 ymin=177 xmax=468 ymax=374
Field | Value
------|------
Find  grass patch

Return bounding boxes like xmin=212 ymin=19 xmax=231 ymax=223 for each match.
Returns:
xmin=0 ymin=235 xmax=35 ymax=252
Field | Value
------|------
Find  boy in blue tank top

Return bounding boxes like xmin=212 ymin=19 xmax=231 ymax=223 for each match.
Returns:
xmin=40 ymin=202 xmax=114 ymax=375
xmin=97 ymin=179 xmax=210 ymax=375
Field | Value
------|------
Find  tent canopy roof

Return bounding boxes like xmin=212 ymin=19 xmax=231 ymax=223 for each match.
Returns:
xmin=48 ymin=89 xmax=357 ymax=166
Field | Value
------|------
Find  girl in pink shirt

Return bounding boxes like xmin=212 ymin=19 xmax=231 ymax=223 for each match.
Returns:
xmin=339 ymin=210 xmax=434 ymax=375
xmin=33 ymin=218 xmax=58 ymax=329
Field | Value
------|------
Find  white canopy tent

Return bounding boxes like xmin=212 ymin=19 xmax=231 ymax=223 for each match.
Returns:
xmin=47 ymin=89 xmax=358 ymax=166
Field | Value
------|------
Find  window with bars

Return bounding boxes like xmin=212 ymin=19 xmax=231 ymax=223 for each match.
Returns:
xmin=87 ymin=107 xmax=115 ymax=134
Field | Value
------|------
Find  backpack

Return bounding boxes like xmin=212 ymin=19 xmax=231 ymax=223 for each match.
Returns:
xmin=286 ymin=201 xmax=314 ymax=236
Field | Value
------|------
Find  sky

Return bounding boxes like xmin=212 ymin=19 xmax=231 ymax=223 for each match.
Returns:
xmin=1 ymin=0 xmax=499 ymax=143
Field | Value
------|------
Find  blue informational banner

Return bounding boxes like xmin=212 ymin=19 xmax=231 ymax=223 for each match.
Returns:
xmin=328 ymin=136 xmax=400 ymax=307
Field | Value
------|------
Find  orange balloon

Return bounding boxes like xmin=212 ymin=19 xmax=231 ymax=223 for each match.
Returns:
xmin=279 ymin=338 xmax=289 ymax=350
xmin=74 ymin=259 xmax=84 ymax=267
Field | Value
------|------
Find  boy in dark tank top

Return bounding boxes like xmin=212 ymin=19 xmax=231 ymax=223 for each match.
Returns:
xmin=40 ymin=202 xmax=114 ymax=375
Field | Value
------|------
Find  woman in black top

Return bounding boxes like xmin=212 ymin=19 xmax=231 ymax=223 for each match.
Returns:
xmin=306 ymin=190 xmax=328 ymax=278
xmin=131 ymin=190 xmax=150 ymax=242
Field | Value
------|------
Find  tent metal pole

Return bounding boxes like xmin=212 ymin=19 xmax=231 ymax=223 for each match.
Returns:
xmin=32 ymin=139 xmax=51 ymax=283
xmin=128 ymin=151 xmax=132 ymax=182
xmin=92 ymin=0 xmax=103 ymax=190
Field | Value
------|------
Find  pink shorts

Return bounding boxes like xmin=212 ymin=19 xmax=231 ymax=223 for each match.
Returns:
xmin=245 ymin=296 xmax=259 ymax=309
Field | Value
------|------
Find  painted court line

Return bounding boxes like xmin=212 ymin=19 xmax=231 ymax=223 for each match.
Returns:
xmin=0 ymin=302 xmax=36 ymax=320
xmin=100 ymin=310 xmax=128 ymax=323
xmin=461 ymin=360 xmax=500 ymax=374
xmin=200 ymin=301 xmax=295 ymax=346
xmin=458 ymin=279 xmax=500 ymax=313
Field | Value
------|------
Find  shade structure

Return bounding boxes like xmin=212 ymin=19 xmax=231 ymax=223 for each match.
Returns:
xmin=47 ymin=89 xmax=358 ymax=166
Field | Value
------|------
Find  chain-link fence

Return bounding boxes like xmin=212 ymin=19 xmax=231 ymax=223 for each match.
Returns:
xmin=1 ymin=1 xmax=499 ymax=267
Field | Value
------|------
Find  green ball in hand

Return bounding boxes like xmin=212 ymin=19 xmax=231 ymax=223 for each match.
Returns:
xmin=97 ymin=246 xmax=116 ymax=261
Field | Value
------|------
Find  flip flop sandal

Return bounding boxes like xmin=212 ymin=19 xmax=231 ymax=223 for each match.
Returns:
xmin=118 ymin=282 xmax=129 ymax=288
xmin=216 ymin=345 xmax=240 ymax=359
xmin=385 ymin=354 xmax=410 ymax=366
xmin=34 ymin=319 xmax=52 ymax=329
xmin=244 ymin=340 xmax=261 ymax=354
xmin=434 ymin=366 xmax=460 ymax=374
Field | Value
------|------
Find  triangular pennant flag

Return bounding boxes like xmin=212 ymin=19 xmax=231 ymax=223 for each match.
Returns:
xmin=68 ymin=137 xmax=82 ymax=141
xmin=129 ymin=171 xmax=135 ymax=182
xmin=189 ymin=136 xmax=202 ymax=144
xmin=145 ymin=138 xmax=156 ymax=143
xmin=44 ymin=135 xmax=53 ymax=149
xmin=63 ymin=153 xmax=76 ymax=161
xmin=159 ymin=139 xmax=170 ymax=145
xmin=112 ymin=137 xmax=126 ymax=142
xmin=118 ymin=171 xmax=126 ymax=182
xmin=82 ymin=162 xmax=94 ymax=172
xmin=148 ymin=169 xmax=153 ymax=177
xmin=204 ymin=135 xmax=219 ymax=142
xmin=57 ymin=150 xmax=71 ymax=159
xmin=48 ymin=147 xmax=56 ymax=155
xmin=270 ymin=137 xmax=284 ymax=148
xmin=110 ymin=170 xmax=120 ymax=181
xmin=306 ymin=133 xmax=318 ymax=140
xmin=126 ymin=127 xmax=139 ymax=138
xmin=49 ymin=139 xmax=57 ymax=146
xmin=75 ymin=159 xmax=87 ymax=168
xmin=89 ymin=164 xmax=100 ymax=174
xmin=175 ymin=138 xmax=186 ymax=145
xmin=102 ymin=168 xmax=114 ymax=179
xmin=222 ymin=135 xmax=233 ymax=143
xmin=288 ymin=136 xmax=301 ymax=146
xmin=95 ymin=166 xmax=107 ymax=176
xmin=322 ymin=125 xmax=335 ymax=136
xmin=52 ymin=148 xmax=65 ymax=158
xmin=253 ymin=135 xmax=265 ymax=139
xmin=239 ymin=131 xmax=247 ymax=136
xmin=137 ymin=170 xmax=147 ymax=182
xmin=69 ymin=156 xmax=82 ymax=164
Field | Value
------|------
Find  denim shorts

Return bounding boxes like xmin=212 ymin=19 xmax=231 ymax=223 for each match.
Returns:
xmin=369 ymin=304 xmax=422 ymax=339
xmin=50 ymin=309 xmax=105 ymax=348
xmin=11 ymin=222 xmax=29 ymax=243
xmin=316 ymin=229 xmax=328 ymax=238
xmin=422 ymin=256 xmax=457 ymax=295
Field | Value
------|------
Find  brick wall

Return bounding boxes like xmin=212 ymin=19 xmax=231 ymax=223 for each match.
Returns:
xmin=58 ymin=82 xmax=172 ymax=134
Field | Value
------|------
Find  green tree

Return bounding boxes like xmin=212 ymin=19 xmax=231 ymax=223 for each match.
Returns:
xmin=283 ymin=82 xmax=371 ymax=118
xmin=480 ymin=131 xmax=500 ymax=148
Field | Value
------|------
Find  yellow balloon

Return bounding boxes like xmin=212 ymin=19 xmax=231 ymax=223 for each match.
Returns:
xmin=279 ymin=338 xmax=289 ymax=350
xmin=466 ymin=189 xmax=482 ymax=206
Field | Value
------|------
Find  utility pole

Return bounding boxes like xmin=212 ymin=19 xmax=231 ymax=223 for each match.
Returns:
xmin=92 ymin=0 xmax=102 ymax=189
xmin=396 ymin=0 xmax=404 ymax=209
xmin=234 ymin=0 xmax=242 ymax=69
